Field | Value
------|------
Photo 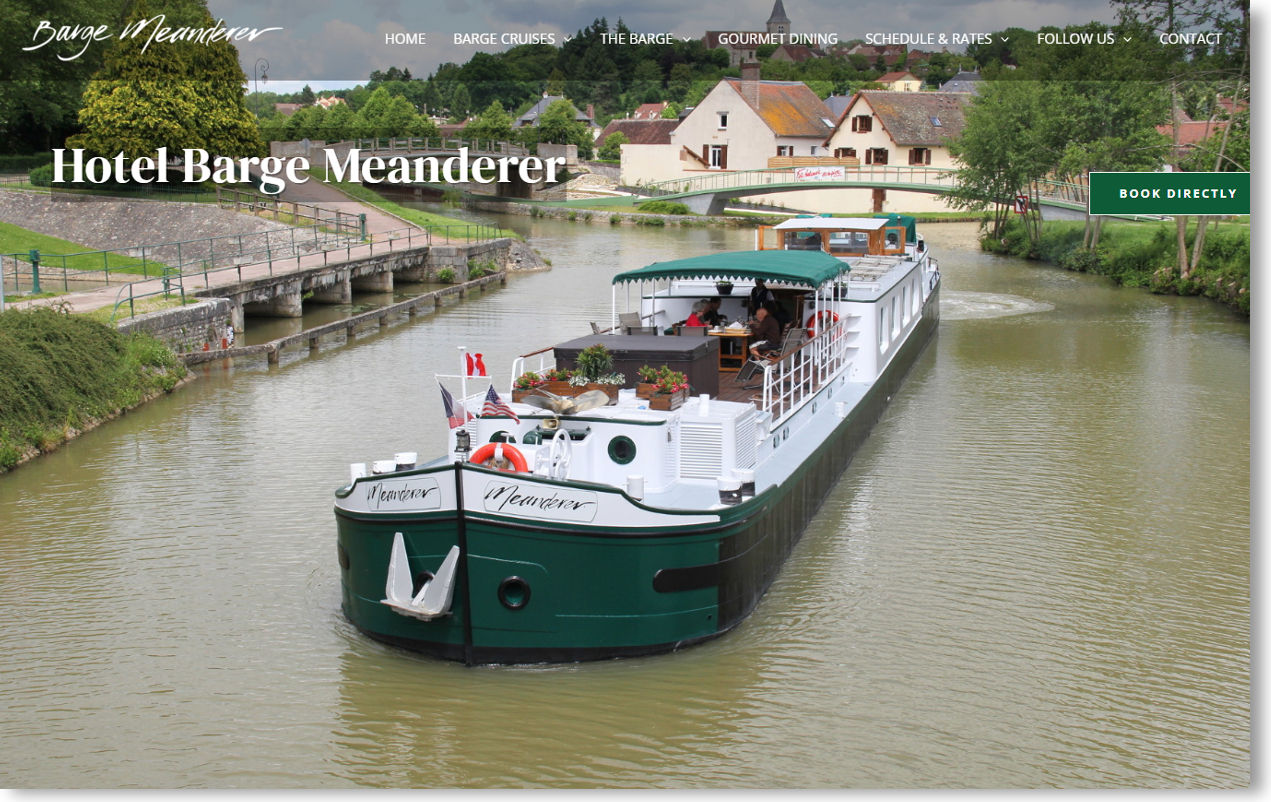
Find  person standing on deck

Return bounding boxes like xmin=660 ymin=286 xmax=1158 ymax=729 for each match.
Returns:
xmin=748 ymin=279 xmax=774 ymax=316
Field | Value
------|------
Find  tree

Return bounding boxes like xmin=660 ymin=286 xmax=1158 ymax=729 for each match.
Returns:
xmin=70 ymin=0 xmax=263 ymax=159
xmin=947 ymin=81 xmax=1057 ymax=246
xmin=462 ymin=100 xmax=513 ymax=143
xmin=379 ymin=95 xmax=420 ymax=137
xmin=321 ymin=101 xmax=357 ymax=141
xmin=0 ymin=0 xmax=129 ymax=153
xmin=598 ymin=131 xmax=628 ymax=161
xmin=536 ymin=99 xmax=591 ymax=157
xmin=449 ymin=84 xmax=472 ymax=120
xmin=285 ymin=105 xmax=325 ymax=140
xmin=299 ymin=84 xmax=316 ymax=105
xmin=1114 ymin=0 xmax=1250 ymax=279
xmin=1054 ymin=81 xmax=1170 ymax=248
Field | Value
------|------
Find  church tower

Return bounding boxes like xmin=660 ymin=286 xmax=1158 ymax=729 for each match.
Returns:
xmin=766 ymin=0 xmax=791 ymax=35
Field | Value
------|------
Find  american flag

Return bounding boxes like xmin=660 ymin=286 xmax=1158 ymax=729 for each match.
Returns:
xmin=438 ymin=381 xmax=473 ymax=429
xmin=481 ymin=385 xmax=519 ymax=423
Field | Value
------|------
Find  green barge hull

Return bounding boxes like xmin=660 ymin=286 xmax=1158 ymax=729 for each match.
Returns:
xmin=335 ymin=285 xmax=939 ymax=664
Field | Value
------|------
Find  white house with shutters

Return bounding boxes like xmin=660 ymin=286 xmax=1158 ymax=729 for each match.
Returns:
xmin=622 ymin=63 xmax=834 ymax=185
xmin=824 ymin=90 xmax=971 ymax=170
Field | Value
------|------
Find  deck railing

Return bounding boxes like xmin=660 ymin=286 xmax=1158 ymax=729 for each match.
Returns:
xmin=760 ymin=313 xmax=856 ymax=423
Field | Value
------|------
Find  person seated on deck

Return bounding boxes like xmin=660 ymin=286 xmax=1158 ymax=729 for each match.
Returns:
xmin=747 ymin=305 xmax=782 ymax=358
xmin=684 ymin=301 xmax=709 ymax=328
xmin=702 ymin=296 xmax=725 ymax=326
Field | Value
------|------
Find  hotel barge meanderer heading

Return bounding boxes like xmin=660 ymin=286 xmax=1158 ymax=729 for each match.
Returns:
xmin=335 ymin=216 xmax=941 ymax=664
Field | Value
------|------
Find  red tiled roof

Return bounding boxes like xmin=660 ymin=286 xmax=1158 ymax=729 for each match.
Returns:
xmin=724 ymin=79 xmax=833 ymax=137
xmin=632 ymin=102 xmax=669 ymax=120
xmin=1156 ymin=119 xmax=1227 ymax=147
xmin=598 ymin=119 xmax=679 ymax=145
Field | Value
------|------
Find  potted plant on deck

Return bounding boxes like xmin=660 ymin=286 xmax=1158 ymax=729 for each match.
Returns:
xmin=572 ymin=344 xmax=624 ymax=401
xmin=635 ymin=365 xmax=690 ymax=410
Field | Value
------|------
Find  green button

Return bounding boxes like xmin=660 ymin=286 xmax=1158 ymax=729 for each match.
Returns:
xmin=1089 ymin=171 xmax=1249 ymax=215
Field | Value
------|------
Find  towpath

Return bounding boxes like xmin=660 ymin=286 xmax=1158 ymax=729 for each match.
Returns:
xmin=0 ymin=185 xmax=460 ymax=316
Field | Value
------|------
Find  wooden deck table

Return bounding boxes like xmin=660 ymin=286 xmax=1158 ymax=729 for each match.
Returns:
xmin=708 ymin=328 xmax=753 ymax=372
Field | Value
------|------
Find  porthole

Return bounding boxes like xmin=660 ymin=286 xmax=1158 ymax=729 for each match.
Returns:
xmin=608 ymin=435 xmax=637 ymax=465
xmin=498 ymin=576 xmax=532 ymax=610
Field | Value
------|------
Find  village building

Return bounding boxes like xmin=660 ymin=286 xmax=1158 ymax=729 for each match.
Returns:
xmin=597 ymin=119 xmax=679 ymax=147
xmin=668 ymin=62 xmax=834 ymax=172
xmin=825 ymin=90 xmax=970 ymax=169
xmin=769 ymin=43 xmax=825 ymax=63
xmin=314 ymin=95 xmax=347 ymax=110
xmin=622 ymin=63 xmax=844 ymax=210
xmin=939 ymin=69 xmax=983 ymax=94
xmin=630 ymin=102 xmax=671 ymax=120
xmin=622 ymin=75 xmax=974 ymax=215
xmin=516 ymin=95 xmax=597 ymax=131
xmin=873 ymin=71 xmax=922 ymax=92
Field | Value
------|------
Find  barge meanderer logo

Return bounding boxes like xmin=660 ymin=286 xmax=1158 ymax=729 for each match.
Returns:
xmin=365 ymin=478 xmax=441 ymax=511
xmin=483 ymin=482 xmax=598 ymax=523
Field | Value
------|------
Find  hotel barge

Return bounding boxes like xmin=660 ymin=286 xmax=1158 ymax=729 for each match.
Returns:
xmin=335 ymin=216 xmax=940 ymax=664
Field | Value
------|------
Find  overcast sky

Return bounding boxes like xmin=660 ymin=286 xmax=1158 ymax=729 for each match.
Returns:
xmin=206 ymin=0 xmax=1129 ymax=91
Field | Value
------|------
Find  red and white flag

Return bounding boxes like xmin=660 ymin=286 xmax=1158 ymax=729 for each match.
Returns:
xmin=465 ymin=352 xmax=487 ymax=376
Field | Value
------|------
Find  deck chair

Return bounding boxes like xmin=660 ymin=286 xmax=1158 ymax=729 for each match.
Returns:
xmin=618 ymin=312 xmax=641 ymax=334
xmin=734 ymin=357 xmax=767 ymax=387
xmin=752 ymin=327 xmax=806 ymax=362
xmin=678 ymin=325 xmax=708 ymax=337
xmin=589 ymin=321 xmax=602 ymax=334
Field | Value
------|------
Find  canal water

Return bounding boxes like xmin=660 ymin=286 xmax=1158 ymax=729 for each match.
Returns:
xmin=0 ymin=216 xmax=1248 ymax=788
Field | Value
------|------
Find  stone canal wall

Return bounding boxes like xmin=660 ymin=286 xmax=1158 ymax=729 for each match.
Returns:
xmin=182 ymin=270 xmax=507 ymax=366
xmin=114 ymin=237 xmax=539 ymax=352
xmin=117 ymin=298 xmax=232 ymax=353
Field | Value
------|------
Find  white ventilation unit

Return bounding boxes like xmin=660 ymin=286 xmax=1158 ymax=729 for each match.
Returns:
xmin=679 ymin=421 xmax=724 ymax=479
xmin=678 ymin=402 xmax=756 ymax=479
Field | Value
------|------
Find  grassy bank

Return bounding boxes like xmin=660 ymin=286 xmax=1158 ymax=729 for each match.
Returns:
xmin=0 ymin=306 xmax=187 ymax=470
xmin=984 ymin=218 xmax=1250 ymax=315
xmin=0 ymin=220 xmax=165 ymax=275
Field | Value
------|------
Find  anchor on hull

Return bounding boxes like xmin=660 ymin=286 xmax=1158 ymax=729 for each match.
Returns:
xmin=381 ymin=532 xmax=460 ymax=620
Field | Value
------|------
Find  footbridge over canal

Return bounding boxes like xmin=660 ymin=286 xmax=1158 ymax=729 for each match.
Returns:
xmin=194 ymin=231 xmax=515 ymax=330
xmin=632 ymin=166 xmax=1096 ymax=219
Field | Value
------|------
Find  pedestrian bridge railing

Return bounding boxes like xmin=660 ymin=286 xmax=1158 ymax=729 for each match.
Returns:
xmin=635 ymin=167 xmax=1094 ymax=211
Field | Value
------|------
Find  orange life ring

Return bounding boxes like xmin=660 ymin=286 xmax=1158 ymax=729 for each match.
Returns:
xmin=806 ymin=310 xmax=840 ymax=338
xmin=470 ymin=442 xmax=529 ymax=473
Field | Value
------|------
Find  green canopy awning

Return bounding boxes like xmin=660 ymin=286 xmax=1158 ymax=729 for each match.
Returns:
xmin=612 ymin=250 xmax=847 ymax=288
